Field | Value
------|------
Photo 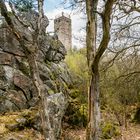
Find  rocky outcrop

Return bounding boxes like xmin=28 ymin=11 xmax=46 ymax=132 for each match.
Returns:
xmin=0 ymin=11 xmax=71 ymax=139
xmin=0 ymin=23 xmax=70 ymax=113
xmin=45 ymin=93 xmax=67 ymax=139
xmin=0 ymin=109 xmax=43 ymax=140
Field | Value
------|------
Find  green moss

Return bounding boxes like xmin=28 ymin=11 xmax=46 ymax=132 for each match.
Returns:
xmin=0 ymin=96 xmax=7 ymax=101
xmin=64 ymin=101 xmax=87 ymax=127
xmin=70 ymin=89 xmax=80 ymax=99
xmin=48 ymin=89 xmax=55 ymax=95
xmin=49 ymin=38 xmax=62 ymax=49
xmin=101 ymin=122 xmax=121 ymax=139
xmin=20 ymin=109 xmax=38 ymax=120
xmin=133 ymin=107 xmax=140 ymax=123
xmin=18 ymin=62 xmax=30 ymax=76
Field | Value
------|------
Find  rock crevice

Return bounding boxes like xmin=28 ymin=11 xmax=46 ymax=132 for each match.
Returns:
xmin=0 ymin=11 xmax=71 ymax=140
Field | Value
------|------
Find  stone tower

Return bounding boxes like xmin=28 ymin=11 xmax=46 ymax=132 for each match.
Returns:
xmin=54 ymin=12 xmax=72 ymax=51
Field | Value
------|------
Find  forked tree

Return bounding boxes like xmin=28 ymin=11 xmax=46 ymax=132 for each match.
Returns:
xmin=85 ymin=0 xmax=115 ymax=139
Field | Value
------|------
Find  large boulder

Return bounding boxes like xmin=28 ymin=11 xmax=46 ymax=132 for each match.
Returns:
xmin=0 ymin=13 xmax=70 ymax=113
xmin=45 ymin=93 xmax=68 ymax=139
xmin=0 ymin=11 xmax=71 ymax=139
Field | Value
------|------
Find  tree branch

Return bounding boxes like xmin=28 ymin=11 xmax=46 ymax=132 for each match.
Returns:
xmin=92 ymin=0 xmax=115 ymax=70
xmin=0 ymin=0 xmax=21 ymax=40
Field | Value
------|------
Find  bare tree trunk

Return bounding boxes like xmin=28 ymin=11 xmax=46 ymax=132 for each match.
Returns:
xmin=25 ymin=49 xmax=48 ymax=138
xmin=86 ymin=0 xmax=115 ymax=140
xmin=90 ymin=67 xmax=100 ymax=140
xmin=86 ymin=0 xmax=98 ymax=139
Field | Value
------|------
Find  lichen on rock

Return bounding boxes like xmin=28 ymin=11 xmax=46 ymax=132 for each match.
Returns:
xmin=0 ymin=11 xmax=71 ymax=139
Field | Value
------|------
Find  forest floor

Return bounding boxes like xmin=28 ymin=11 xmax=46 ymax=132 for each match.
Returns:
xmin=120 ymin=124 xmax=140 ymax=140
xmin=62 ymin=124 xmax=140 ymax=140
xmin=0 ymin=110 xmax=140 ymax=140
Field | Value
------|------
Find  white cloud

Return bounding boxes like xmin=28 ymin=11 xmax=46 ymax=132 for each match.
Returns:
xmin=45 ymin=8 xmax=86 ymax=48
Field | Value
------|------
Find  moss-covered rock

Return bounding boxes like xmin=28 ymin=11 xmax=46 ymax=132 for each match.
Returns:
xmin=0 ymin=20 xmax=71 ymax=114
xmin=0 ymin=109 xmax=40 ymax=138
xmin=0 ymin=11 xmax=71 ymax=140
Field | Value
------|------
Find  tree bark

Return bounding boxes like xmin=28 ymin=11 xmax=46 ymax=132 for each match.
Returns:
xmin=86 ymin=0 xmax=115 ymax=140
xmin=85 ymin=0 xmax=98 ymax=139
xmin=25 ymin=49 xmax=48 ymax=138
xmin=90 ymin=67 xmax=100 ymax=140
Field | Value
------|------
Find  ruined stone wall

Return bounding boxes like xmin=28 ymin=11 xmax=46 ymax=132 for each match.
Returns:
xmin=54 ymin=14 xmax=72 ymax=51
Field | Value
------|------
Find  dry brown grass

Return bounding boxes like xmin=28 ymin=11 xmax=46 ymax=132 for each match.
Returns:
xmin=0 ymin=110 xmax=43 ymax=140
xmin=0 ymin=110 xmax=140 ymax=140
xmin=119 ymin=124 xmax=140 ymax=140
xmin=62 ymin=124 xmax=140 ymax=140
xmin=0 ymin=128 xmax=43 ymax=140
xmin=0 ymin=112 xmax=20 ymax=135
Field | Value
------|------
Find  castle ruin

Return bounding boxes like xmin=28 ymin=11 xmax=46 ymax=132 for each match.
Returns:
xmin=0 ymin=12 xmax=72 ymax=51
xmin=54 ymin=12 xmax=72 ymax=51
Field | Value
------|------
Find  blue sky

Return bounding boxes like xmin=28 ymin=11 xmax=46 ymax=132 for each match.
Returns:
xmin=5 ymin=0 xmax=86 ymax=48
xmin=44 ymin=0 xmax=86 ymax=48
xmin=44 ymin=0 xmax=62 ymax=12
